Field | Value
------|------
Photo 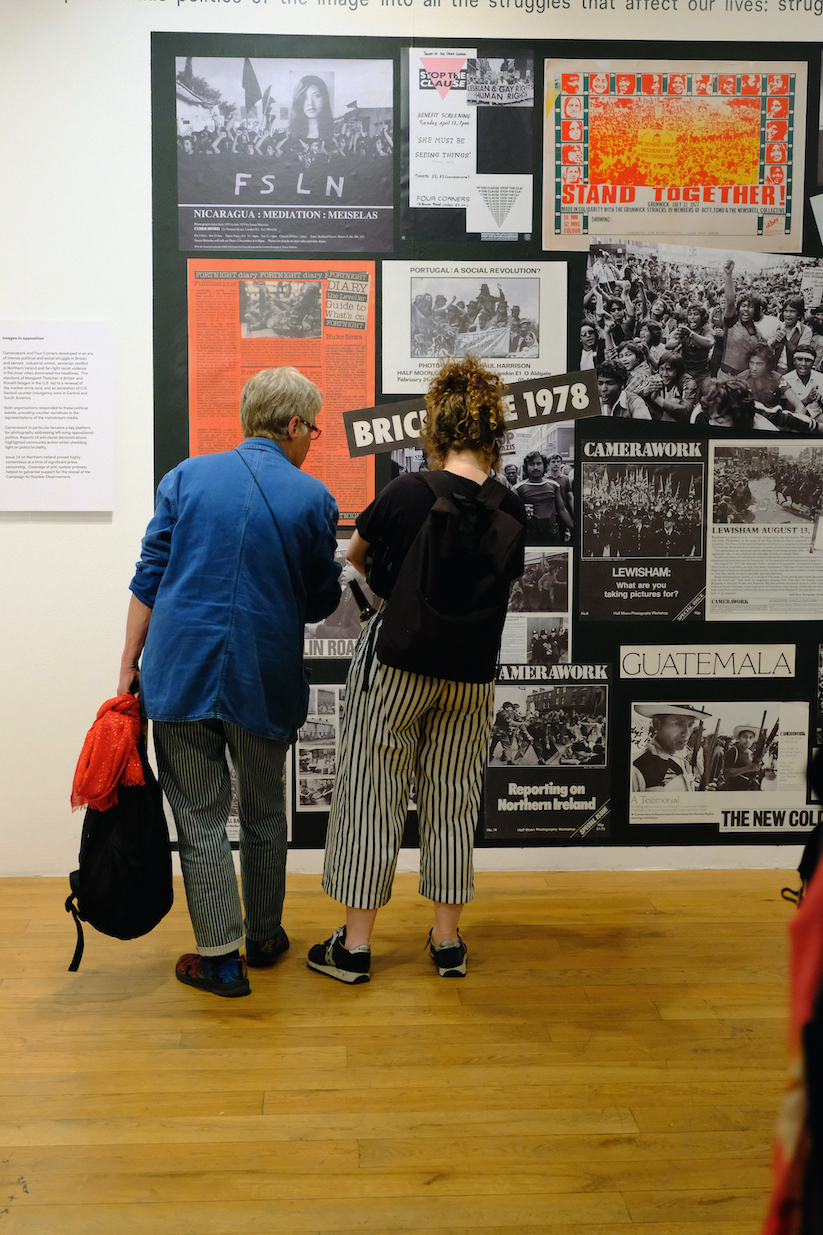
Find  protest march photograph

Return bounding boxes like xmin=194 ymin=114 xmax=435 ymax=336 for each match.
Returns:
xmin=581 ymin=238 xmax=823 ymax=435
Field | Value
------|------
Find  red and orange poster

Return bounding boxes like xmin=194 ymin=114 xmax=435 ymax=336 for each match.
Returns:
xmin=543 ymin=60 xmax=807 ymax=253
xmin=187 ymin=259 xmax=375 ymax=522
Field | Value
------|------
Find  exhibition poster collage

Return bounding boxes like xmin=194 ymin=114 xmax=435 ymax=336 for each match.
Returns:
xmin=153 ymin=35 xmax=823 ymax=846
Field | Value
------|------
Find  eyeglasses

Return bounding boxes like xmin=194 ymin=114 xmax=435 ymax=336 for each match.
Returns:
xmin=297 ymin=417 xmax=322 ymax=439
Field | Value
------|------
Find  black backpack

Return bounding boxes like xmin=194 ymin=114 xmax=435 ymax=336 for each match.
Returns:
xmin=375 ymin=471 xmax=525 ymax=683
xmin=65 ymin=739 xmax=173 ymax=971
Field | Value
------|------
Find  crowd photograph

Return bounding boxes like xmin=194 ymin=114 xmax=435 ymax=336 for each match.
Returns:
xmin=466 ymin=55 xmax=534 ymax=106
xmin=582 ymin=240 xmax=823 ymax=434
xmin=712 ymin=443 xmax=823 ymax=525
xmin=497 ymin=443 xmax=574 ymax=543
xmin=582 ymin=462 xmax=703 ymax=559
xmin=176 ymin=56 xmax=394 ymax=170
xmin=586 ymin=92 xmax=762 ymax=187
xmin=410 ymin=277 xmax=540 ymax=358
xmin=489 ymin=682 xmax=607 ymax=768
xmin=240 ymin=279 xmax=323 ymax=339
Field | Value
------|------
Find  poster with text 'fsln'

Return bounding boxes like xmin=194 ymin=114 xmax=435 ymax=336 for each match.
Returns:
xmin=177 ymin=56 xmax=393 ymax=252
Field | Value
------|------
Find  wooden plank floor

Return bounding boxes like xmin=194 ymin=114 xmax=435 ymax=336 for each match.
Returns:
xmin=0 ymin=868 xmax=793 ymax=1234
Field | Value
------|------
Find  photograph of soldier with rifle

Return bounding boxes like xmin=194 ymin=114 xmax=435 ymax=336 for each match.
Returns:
xmin=630 ymin=701 xmax=780 ymax=795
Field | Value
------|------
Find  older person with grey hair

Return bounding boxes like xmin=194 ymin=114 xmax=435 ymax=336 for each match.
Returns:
xmin=119 ymin=366 xmax=341 ymax=997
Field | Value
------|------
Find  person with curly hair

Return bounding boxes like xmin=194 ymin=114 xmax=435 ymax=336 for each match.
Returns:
xmin=691 ymin=377 xmax=778 ymax=432
xmin=308 ymin=354 xmax=527 ymax=985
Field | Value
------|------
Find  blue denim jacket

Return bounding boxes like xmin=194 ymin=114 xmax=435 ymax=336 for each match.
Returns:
xmin=130 ymin=438 xmax=341 ymax=742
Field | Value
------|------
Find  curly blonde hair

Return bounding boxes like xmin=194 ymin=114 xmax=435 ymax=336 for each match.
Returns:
xmin=419 ymin=354 xmax=507 ymax=469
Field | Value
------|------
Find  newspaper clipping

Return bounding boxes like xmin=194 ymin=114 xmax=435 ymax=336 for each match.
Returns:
xmin=544 ymin=60 xmax=807 ymax=253
xmin=579 ymin=437 xmax=707 ymax=621
xmin=296 ymin=685 xmax=345 ymax=812
xmin=176 ymin=56 xmax=394 ymax=252
xmin=580 ymin=239 xmax=823 ymax=434
xmin=629 ymin=698 xmax=816 ymax=833
xmin=706 ymin=441 xmax=823 ymax=621
xmin=381 ymin=261 xmax=567 ymax=394
xmin=187 ymin=259 xmax=375 ymax=522
xmin=485 ymin=663 xmax=611 ymax=842
xmin=500 ymin=549 xmax=571 ymax=665
xmin=408 ymin=49 xmax=534 ymax=238
xmin=304 ymin=538 xmax=378 ymax=659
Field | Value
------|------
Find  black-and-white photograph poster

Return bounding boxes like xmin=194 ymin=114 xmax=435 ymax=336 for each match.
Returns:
xmin=296 ymin=685 xmax=345 ymax=812
xmin=381 ymin=261 xmax=567 ymax=394
xmin=578 ymin=438 xmax=707 ymax=621
xmin=629 ymin=699 xmax=816 ymax=833
xmin=484 ymin=663 xmax=611 ymax=842
xmin=176 ymin=56 xmax=393 ymax=251
xmin=500 ymin=549 xmax=572 ymax=664
xmin=706 ymin=441 xmax=823 ymax=620
xmin=581 ymin=238 xmax=823 ymax=435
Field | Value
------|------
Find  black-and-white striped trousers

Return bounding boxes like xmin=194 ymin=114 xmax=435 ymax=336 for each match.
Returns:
xmin=323 ymin=614 xmax=494 ymax=909
xmin=153 ymin=719 xmax=288 ymax=955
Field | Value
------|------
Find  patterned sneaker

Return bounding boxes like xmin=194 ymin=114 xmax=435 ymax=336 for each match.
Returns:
xmin=429 ymin=930 xmax=468 ymax=977
xmin=306 ymin=926 xmax=370 ymax=985
xmin=245 ymin=926 xmax=290 ymax=969
xmin=175 ymin=952 xmax=251 ymax=998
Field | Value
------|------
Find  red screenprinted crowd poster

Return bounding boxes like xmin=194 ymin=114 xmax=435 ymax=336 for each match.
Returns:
xmin=187 ymin=259 xmax=375 ymax=522
xmin=543 ymin=60 xmax=807 ymax=253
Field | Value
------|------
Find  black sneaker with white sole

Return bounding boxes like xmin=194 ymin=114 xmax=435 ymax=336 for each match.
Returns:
xmin=307 ymin=925 xmax=371 ymax=984
xmin=429 ymin=930 xmax=468 ymax=977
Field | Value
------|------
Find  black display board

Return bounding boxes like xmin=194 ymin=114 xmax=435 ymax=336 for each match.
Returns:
xmin=152 ymin=33 xmax=823 ymax=848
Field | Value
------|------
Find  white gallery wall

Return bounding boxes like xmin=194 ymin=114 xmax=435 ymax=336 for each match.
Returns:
xmin=1 ymin=0 xmax=815 ymax=876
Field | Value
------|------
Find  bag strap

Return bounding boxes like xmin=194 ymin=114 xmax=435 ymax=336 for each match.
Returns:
xmin=65 ymin=893 xmax=85 ymax=972
xmin=419 ymin=469 xmax=509 ymax=513
xmin=234 ymin=448 xmax=301 ymax=599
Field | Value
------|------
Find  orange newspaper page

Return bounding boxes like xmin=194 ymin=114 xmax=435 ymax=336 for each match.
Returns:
xmin=543 ymin=60 xmax=807 ymax=253
xmin=187 ymin=258 xmax=375 ymax=522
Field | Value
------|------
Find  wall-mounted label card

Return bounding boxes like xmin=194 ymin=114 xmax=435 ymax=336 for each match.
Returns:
xmin=1 ymin=320 xmax=113 ymax=511
xmin=620 ymin=644 xmax=795 ymax=679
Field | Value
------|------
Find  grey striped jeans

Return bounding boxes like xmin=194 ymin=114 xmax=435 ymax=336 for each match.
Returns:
xmin=323 ymin=614 xmax=494 ymax=909
xmin=153 ymin=719 xmax=288 ymax=955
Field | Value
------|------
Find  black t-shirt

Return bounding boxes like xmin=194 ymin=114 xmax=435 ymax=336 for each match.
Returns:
xmin=356 ymin=470 xmax=527 ymax=600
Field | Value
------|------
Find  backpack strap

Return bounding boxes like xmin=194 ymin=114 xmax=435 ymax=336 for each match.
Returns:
xmin=419 ymin=470 xmax=509 ymax=512
xmin=65 ymin=892 xmax=85 ymax=972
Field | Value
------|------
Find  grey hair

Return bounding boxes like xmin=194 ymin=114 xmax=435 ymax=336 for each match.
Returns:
xmin=239 ymin=367 xmax=322 ymax=441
